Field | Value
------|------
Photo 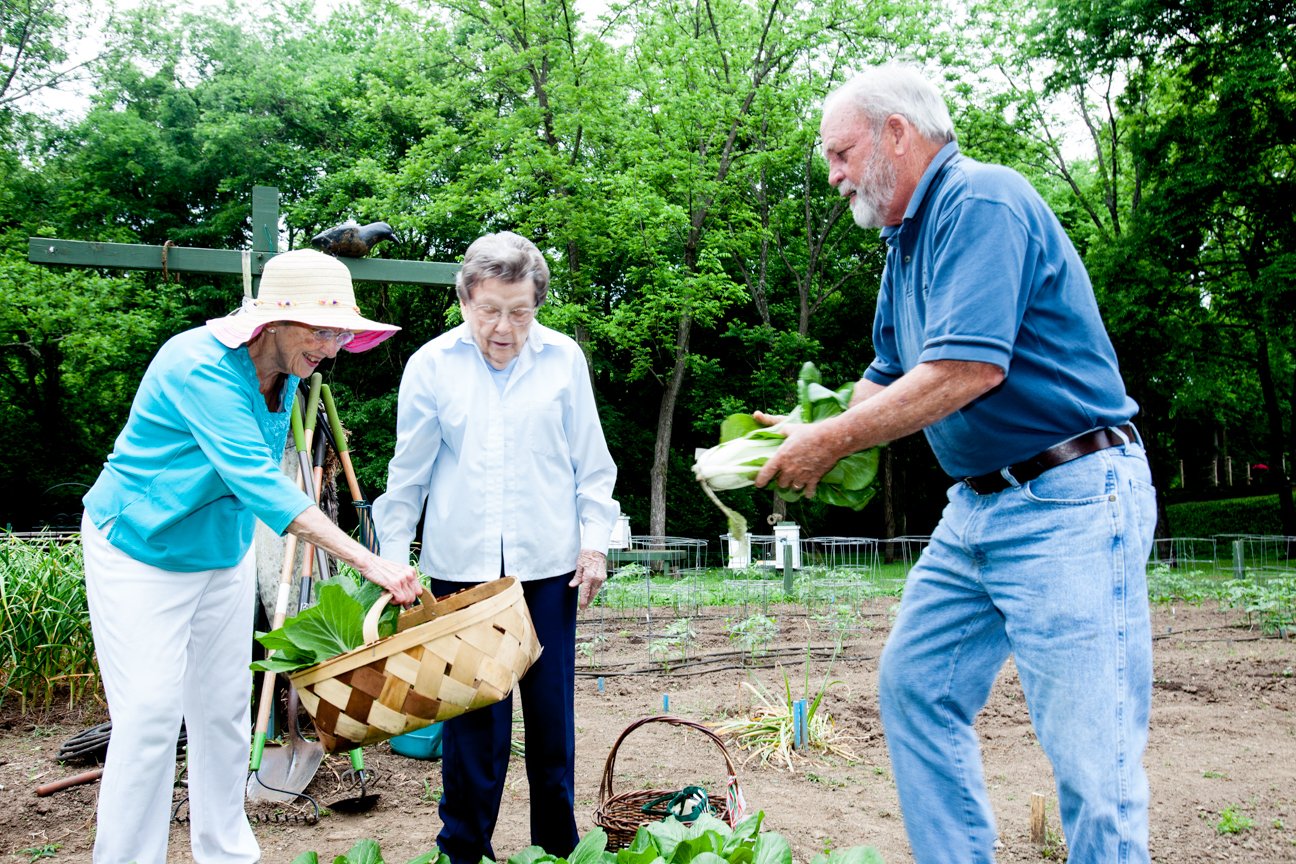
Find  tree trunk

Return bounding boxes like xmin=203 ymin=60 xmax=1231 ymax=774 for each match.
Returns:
xmin=882 ymin=443 xmax=897 ymax=540
xmin=649 ymin=313 xmax=692 ymax=536
xmin=1254 ymin=329 xmax=1296 ymax=534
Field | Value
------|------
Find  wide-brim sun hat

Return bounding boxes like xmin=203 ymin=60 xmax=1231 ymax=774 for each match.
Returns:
xmin=206 ymin=248 xmax=400 ymax=353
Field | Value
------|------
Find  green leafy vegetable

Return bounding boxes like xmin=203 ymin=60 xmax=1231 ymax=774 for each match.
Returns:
xmin=282 ymin=812 xmax=883 ymax=864
xmin=290 ymin=840 xmax=447 ymax=864
xmin=250 ymin=571 xmax=401 ymax=674
xmin=693 ymin=363 xmax=883 ymax=539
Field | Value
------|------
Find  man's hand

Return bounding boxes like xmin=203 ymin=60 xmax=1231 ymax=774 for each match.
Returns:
xmin=753 ymin=419 xmax=842 ymax=497
xmin=569 ymin=550 xmax=607 ymax=610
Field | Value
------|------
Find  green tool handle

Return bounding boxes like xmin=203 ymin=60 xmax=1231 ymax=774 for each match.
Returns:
xmin=290 ymin=399 xmax=306 ymax=454
xmin=321 ymin=384 xmax=349 ymax=456
xmin=349 ymin=748 xmax=363 ymax=771
xmin=250 ymin=732 xmax=266 ymax=772
xmin=304 ymin=373 xmax=323 ymax=433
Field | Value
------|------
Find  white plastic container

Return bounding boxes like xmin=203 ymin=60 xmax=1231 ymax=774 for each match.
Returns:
xmin=773 ymin=521 xmax=801 ymax=570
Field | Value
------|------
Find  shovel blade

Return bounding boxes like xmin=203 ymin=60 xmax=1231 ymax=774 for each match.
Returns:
xmin=246 ymin=738 xmax=326 ymax=803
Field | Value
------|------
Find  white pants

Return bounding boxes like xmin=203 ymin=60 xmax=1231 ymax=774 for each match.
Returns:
xmin=82 ymin=513 xmax=260 ymax=864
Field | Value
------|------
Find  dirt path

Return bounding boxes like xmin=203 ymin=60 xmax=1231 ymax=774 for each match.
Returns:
xmin=1 ymin=602 xmax=1293 ymax=863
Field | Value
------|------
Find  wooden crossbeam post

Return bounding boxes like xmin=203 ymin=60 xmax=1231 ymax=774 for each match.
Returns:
xmin=29 ymin=187 xmax=460 ymax=289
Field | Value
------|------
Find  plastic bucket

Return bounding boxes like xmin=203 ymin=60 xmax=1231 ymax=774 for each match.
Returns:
xmin=389 ymin=723 xmax=443 ymax=760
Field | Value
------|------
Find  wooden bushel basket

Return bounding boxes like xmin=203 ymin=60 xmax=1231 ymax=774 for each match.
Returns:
xmin=594 ymin=716 xmax=746 ymax=850
xmin=289 ymin=577 xmax=542 ymax=754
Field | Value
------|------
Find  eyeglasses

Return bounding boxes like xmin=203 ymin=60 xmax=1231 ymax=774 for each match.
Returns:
xmin=470 ymin=304 xmax=535 ymax=326
xmin=293 ymin=324 xmax=356 ymax=348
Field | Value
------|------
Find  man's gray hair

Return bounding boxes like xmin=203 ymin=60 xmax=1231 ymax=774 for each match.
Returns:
xmin=456 ymin=231 xmax=551 ymax=307
xmin=823 ymin=64 xmax=956 ymax=145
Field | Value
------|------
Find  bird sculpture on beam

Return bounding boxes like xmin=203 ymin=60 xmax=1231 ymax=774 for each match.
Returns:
xmin=310 ymin=221 xmax=396 ymax=258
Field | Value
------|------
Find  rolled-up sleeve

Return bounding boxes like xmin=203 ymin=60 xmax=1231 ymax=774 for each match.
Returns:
xmin=177 ymin=363 xmax=312 ymax=535
xmin=564 ymin=351 xmax=618 ymax=554
xmin=373 ymin=350 xmax=442 ymax=565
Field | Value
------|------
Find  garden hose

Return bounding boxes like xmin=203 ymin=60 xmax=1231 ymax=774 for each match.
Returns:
xmin=58 ymin=721 xmax=186 ymax=764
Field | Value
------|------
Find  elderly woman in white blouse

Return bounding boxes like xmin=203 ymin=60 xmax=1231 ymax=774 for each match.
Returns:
xmin=373 ymin=231 xmax=617 ymax=864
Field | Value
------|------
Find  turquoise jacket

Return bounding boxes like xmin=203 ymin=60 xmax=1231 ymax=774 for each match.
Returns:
xmin=83 ymin=327 xmax=313 ymax=572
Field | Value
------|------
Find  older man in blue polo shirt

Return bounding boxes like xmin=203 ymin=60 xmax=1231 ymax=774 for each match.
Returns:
xmin=755 ymin=65 xmax=1157 ymax=864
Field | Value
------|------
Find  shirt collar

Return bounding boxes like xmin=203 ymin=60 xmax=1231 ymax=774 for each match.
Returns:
xmin=455 ymin=320 xmax=549 ymax=358
xmin=881 ymin=140 xmax=961 ymax=239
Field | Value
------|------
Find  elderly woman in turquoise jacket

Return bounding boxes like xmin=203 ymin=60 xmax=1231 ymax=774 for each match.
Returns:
xmin=80 ymin=249 xmax=420 ymax=864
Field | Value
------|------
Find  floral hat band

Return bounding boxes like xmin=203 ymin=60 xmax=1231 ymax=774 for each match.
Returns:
xmin=205 ymin=248 xmax=400 ymax=353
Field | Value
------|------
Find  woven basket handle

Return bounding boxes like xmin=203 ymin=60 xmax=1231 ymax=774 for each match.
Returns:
xmin=362 ymin=586 xmax=437 ymax=645
xmin=596 ymin=715 xmax=739 ymax=808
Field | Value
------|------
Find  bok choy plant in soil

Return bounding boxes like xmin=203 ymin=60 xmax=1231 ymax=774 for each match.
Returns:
xmin=693 ymin=363 xmax=882 ymax=540
xmin=288 ymin=812 xmax=884 ymax=864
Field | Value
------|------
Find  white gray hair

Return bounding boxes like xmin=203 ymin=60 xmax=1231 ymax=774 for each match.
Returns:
xmin=823 ymin=64 xmax=956 ymax=146
xmin=455 ymin=231 xmax=551 ymax=307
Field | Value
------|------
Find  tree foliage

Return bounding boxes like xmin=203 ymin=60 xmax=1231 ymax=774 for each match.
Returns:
xmin=0 ymin=0 xmax=1290 ymax=541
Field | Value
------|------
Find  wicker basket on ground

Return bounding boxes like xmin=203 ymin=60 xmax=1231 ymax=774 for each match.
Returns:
xmin=594 ymin=715 xmax=746 ymax=850
xmin=289 ymin=577 xmax=541 ymax=753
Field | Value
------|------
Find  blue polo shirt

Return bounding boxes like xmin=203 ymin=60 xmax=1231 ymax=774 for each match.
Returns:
xmin=863 ymin=142 xmax=1138 ymax=478
xmin=83 ymin=327 xmax=314 ymax=571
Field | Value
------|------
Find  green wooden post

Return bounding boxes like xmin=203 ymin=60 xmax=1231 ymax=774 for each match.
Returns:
xmin=782 ymin=540 xmax=794 ymax=595
xmin=250 ymin=186 xmax=280 ymax=298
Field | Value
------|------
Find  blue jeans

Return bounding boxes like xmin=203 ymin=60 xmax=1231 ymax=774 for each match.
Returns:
xmin=878 ymin=438 xmax=1157 ymax=864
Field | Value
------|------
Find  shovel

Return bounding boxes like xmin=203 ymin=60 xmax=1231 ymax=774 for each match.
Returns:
xmin=247 ymin=399 xmax=326 ymax=804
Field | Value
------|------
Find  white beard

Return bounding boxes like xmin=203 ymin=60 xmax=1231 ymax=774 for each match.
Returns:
xmin=843 ymin=146 xmax=898 ymax=229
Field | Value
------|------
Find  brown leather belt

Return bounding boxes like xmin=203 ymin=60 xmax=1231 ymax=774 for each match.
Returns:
xmin=963 ymin=424 xmax=1137 ymax=495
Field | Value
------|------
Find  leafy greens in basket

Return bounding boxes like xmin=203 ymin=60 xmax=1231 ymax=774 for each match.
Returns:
xmin=692 ymin=362 xmax=882 ymax=541
xmin=250 ymin=570 xmax=401 ymax=674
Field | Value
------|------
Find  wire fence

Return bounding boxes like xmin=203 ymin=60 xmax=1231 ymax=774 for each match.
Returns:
xmin=578 ymin=531 xmax=1296 ymax=668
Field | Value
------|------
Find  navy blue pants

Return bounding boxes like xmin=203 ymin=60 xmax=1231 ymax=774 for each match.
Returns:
xmin=430 ymin=574 xmax=579 ymax=864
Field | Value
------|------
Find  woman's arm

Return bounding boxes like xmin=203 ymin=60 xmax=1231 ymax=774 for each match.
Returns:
xmin=287 ymin=507 xmax=421 ymax=604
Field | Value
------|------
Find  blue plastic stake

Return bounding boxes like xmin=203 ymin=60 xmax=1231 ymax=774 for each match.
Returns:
xmin=663 ymin=694 xmax=669 ymax=713
xmin=598 ymin=677 xmax=605 ymax=693
xmin=794 ymin=699 xmax=808 ymax=750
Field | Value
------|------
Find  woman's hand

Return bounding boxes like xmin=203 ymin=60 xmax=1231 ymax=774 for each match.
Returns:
xmin=356 ymin=555 xmax=421 ymax=606
xmin=568 ymin=550 xmax=607 ymax=610
xmin=287 ymin=506 xmax=420 ymax=605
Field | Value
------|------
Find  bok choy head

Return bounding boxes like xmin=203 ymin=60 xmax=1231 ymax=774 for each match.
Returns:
xmin=692 ymin=362 xmax=883 ymax=540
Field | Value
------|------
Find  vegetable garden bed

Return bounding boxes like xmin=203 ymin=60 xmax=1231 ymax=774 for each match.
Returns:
xmin=2 ymin=538 xmax=1295 ymax=862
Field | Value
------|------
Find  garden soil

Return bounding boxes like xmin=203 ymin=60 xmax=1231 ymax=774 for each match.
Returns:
xmin=1 ymin=601 xmax=1293 ymax=863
